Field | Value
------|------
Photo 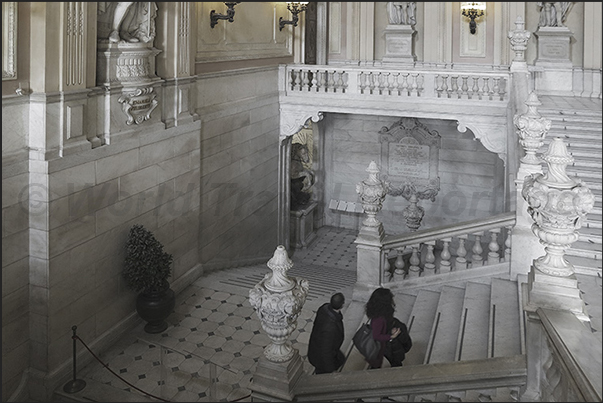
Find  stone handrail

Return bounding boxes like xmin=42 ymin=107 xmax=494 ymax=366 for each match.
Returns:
xmin=381 ymin=212 xmax=516 ymax=280
xmin=283 ymin=64 xmax=509 ymax=102
xmin=534 ymin=308 xmax=602 ymax=402
xmin=292 ymin=355 xmax=526 ymax=401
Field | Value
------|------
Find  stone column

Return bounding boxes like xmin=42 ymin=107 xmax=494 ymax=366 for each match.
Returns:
xmin=248 ymin=246 xmax=309 ymax=401
xmin=522 ymin=138 xmax=595 ymax=318
xmin=354 ymin=161 xmax=388 ymax=300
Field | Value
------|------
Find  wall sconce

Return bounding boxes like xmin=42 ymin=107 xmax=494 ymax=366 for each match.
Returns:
xmin=210 ymin=2 xmax=240 ymax=29
xmin=461 ymin=2 xmax=486 ymax=35
xmin=279 ymin=2 xmax=309 ymax=31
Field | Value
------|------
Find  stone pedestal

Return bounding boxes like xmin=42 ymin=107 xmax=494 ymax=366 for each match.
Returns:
xmin=97 ymin=41 xmax=163 ymax=127
xmin=249 ymin=352 xmax=305 ymax=402
xmin=534 ymin=27 xmax=573 ymax=95
xmin=290 ymin=201 xmax=317 ymax=249
xmin=382 ymin=24 xmax=416 ymax=65
xmin=97 ymin=42 xmax=162 ymax=87
xmin=526 ymin=269 xmax=587 ymax=320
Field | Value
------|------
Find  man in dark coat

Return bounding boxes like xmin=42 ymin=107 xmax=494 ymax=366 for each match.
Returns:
xmin=307 ymin=292 xmax=346 ymax=374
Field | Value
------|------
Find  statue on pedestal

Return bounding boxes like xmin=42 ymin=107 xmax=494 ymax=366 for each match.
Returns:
xmin=387 ymin=2 xmax=416 ymax=26
xmin=537 ymin=2 xmax=573 ymax=28
xmin=290 ymin=143 xmax=315 ymax=210
xmin=98 ymin=2 xmax=158 ymax=44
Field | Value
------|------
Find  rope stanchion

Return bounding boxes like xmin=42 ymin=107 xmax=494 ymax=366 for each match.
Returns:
xmin=63 ymin=325 xmax=86 ymax=393
xmin=71 ymin=325 xmax=252 ymax=402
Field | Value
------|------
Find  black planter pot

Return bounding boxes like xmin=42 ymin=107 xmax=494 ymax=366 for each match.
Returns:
xmin=136 ymin=287 xmax=175 ymax=334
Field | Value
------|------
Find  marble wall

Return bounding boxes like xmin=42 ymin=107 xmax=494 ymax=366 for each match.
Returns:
xmin=322 ymin=113 xmax=504 ymax=235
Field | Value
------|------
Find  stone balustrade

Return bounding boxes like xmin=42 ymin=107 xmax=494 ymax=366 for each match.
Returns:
xmin=284 ymin=65 xmax=509 ymax=102
xmin=381 ymin=212 xmax=516 ymax=282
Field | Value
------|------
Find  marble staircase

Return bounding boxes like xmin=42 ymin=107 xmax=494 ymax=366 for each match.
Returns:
xmin=341 ymin=275 xmax=524 ymax=402
xmin=538 ymin=96 xmax=603 ymax=273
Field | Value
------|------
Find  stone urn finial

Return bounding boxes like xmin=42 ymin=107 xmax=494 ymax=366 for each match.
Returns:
xmin=249 ymin=246 xmax=309 ymax=362
xmin=356 ymin=161 xmax=388 ymax=237
xmin=514 ymin=92 xmax=552 ymax=168
xmin=508 ymin=16 xmax=531 ymax=62
xmin=522 ymin=138 xmax=595 ymax=277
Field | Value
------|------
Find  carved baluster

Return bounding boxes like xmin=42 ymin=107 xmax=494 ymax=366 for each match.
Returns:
xmin=455 ymin=235 xmax=468 ymax=270
xmin=483 ymin=77 xmax=491 ymax=100
xmin=476 ymin=76 xmax=483 ymax=100
xmin=492 ymin=77 xmax=500 ymax=98
xmin=294 ymin=70 xmax=302 ymax=91
xmin=435 ymin=75 xmax=443 ymax=98
xmin=328 ymin=70 xmax=336 ymax=93
xmin=461 ymin=76 xmax=469 ymax=98
xmin=341 ymin=71 xmax=348 ymax=93
xmin=359 ymin=71 xmax=367 ymax=94
xmin=487 ymin=228 xmax=501 ymax=265
xmin=410 ymin=73 xmax=419 ymax=96
xmin=498 ymin=78 xmax=506 ymax=100
xmin=467 ymin=77 xmax=476 ymax=99
xmin=377 ymin=73 xmax=386 ymax=95
xmin=408 ymin=244 xmax=421 ymax=277
xmin=301 ymin=70 xmax=310 ymax=91
xmin=450 ymin=76 xmax=458 ymax=99
xmin=441 ymin=75 xmax=449 ymax=98
xmin=416 ymin=74 xmax=424 ymax=96
xmin=394 ymin=248 xmax=406 ymax=277
xmin=311 ymin=69 xmax=318 ymax=91
xmin=368 ymin=72 xmax=376 ymax=94
xmin=504 ymin=225 xmax=512 ymax=262
xmin=384 ymin=249 xmax=392 ymax=280
xmin=337 ymin=71 xmax=345 ymax=92
xmin=386 ymin=73 xmax=394 ymax=95
xmin=319 ymin=70 xmax=327 ymax=92
xmin=423 ymin=241 xmax=436 ymax=276
xmin=471 ymin=231 xmax=484 ymax=267
xmin=400 ymin=73 xmax=409 ymax=96
xmin=288 ymin=69 xmax=295 ymax=90
xmin=392 ymin=73 xmax=400 ymax=96
xmin=439 ymin=238 xmax=452 ymax=273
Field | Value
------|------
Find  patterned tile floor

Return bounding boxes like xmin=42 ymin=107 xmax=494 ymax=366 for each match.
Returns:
xmin=75 ymin=223 xmax=602 ymax=402
xmin=78 ymin=226 xmax=358 ymax=402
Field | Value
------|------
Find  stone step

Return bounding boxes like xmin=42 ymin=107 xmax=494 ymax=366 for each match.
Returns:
xmin=539 ymin=108 xmax=603 ymax=119
xmin=404 ymin=289 xmax=441 ymax=366
xmin=490 ymin=278 xmax=521 ymax=358
xmin=425 ymin=285 xmax=465 ymax=364
xmin=456 ymin=282 xmax=491 ymax=362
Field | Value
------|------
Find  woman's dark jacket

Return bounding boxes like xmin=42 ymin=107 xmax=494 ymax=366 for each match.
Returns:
xmin=307 ymin=302 xmax=345 ymax=373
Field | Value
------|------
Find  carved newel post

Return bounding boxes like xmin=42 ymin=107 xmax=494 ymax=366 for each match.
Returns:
xmin=514 ymin=92 xmax=552 ymax=174
xmin=248 ymin=245 xmax=309 ymax=401
xmin=356 ymin=161 xmax=388 ymax=241
xmin=507 ymin=16 xmax=531 ymax=67
xmin=522 ymin=138 xmax=595 ymax=315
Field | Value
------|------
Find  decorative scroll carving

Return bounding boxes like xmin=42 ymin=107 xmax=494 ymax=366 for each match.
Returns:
xmin=457 ymin=119 xmax=506 ymax=162
xmin=280 ymin=109 xmax=323 ymax=139
xmin=249 ymin=246 xmax=309 ymax=362
xmin=118 ymin=86 xmax=158 ymax=125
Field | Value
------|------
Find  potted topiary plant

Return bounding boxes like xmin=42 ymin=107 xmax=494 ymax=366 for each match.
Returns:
xmin=123 ymin=224 xmax=175 ymax=334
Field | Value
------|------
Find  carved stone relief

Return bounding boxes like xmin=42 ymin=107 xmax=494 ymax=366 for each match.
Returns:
xmin=2 ymin=2 xmax=17 ymax=80
xmin=379 ymin=117 xmax=441 ymax=199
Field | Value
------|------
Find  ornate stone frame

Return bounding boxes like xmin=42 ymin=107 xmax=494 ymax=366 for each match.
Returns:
xmin=379 ymin=117 xmax=441 ymax=200
xmin=2 ymin=1 xmax=17 ymax=80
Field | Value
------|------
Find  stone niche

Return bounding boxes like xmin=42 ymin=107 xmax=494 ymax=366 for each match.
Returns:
xmin=379 ymin=117 xmax=441 ymax=230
